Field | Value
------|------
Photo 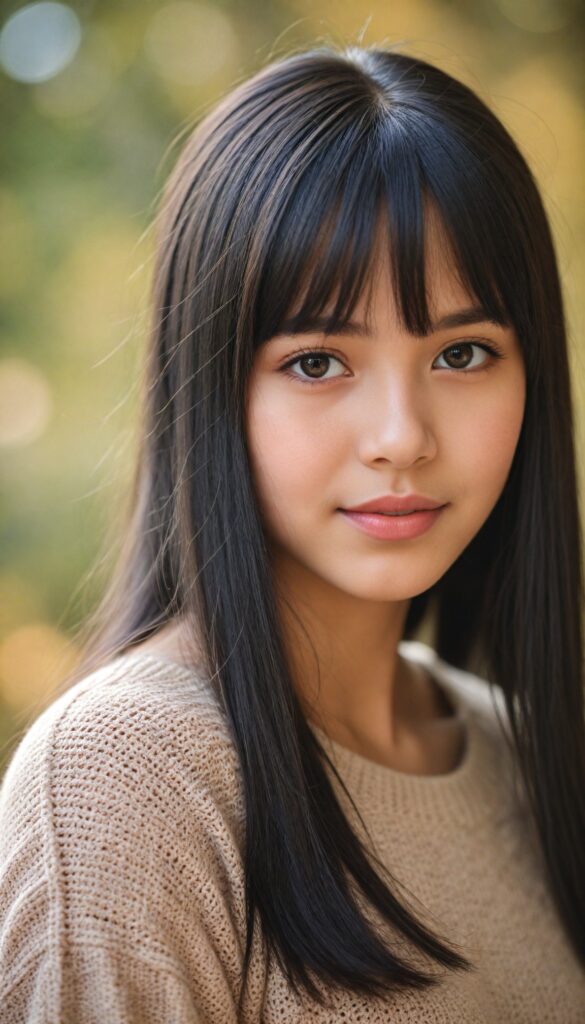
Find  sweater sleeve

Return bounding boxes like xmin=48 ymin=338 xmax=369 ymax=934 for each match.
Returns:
xmin=0 ymin=670 xmax=249 ymax=1024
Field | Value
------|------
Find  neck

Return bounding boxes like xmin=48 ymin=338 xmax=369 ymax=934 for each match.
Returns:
xmin=272 ymin=553 xmax=435 ymax=754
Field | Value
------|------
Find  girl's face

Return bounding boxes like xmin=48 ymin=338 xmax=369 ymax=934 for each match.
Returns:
xmin=245 ymin=220 xmax=526 ymax=605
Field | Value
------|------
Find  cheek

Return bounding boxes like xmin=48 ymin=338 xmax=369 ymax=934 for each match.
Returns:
xmin=246 ymin=390 xmax=343 ymax=533
xmin=450 ymin=376 xmax=526 ymax=506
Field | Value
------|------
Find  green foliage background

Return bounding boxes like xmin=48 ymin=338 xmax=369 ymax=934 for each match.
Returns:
xmin=1 ymin=0 xmax=584 ymax=769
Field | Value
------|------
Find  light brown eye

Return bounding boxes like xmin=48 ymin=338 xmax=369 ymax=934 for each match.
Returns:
xmin=279 ymin=349 xmax=346 ymax=386
xmin=443 ymin=344 xmax=475 ymax=369
xmin=434 ymin=341 xmax=504 ymax=373
xmin=299 ymin=355 xmax=330 ymax=378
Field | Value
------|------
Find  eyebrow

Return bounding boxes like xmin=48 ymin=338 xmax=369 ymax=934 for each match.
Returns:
xmin=274 ymin=305 xmax=510 ymax=339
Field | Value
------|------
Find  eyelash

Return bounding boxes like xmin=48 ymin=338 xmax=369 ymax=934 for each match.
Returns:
xmin=278 ymin=341 xmax=506 ymax=387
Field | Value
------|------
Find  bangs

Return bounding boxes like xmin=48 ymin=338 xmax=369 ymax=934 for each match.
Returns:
xmin=250 ymin=113 xmax=513 ymax=348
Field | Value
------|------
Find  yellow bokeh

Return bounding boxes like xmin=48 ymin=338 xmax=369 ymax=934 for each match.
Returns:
xmin=0 ymin=358 xmax=53 ymax=448
xmin=0 ymin=624 xmax=78 ymax=713
xmin=0 ymin=574 xmax=45 ymax=635
xmin=46 ymin=218 xmax=149 ymax=361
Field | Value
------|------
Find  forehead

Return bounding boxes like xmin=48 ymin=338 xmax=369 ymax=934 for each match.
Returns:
xmin=345 ymin=206 xmax=476 ymax=331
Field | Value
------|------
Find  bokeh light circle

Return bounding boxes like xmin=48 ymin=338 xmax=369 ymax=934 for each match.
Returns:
xmin=144 ymin=1 xmax=237 ymax=87
xmin=494 ymin=0 xmax=572 ymax=33
xmin=0 ymin=2 xmax=82 ymax=84
xmin=0 ymin=358 xmax=53 ymax=447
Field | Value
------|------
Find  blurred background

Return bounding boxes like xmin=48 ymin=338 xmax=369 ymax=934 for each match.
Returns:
xmin=1 ymin=0 xmax=584 ymax=771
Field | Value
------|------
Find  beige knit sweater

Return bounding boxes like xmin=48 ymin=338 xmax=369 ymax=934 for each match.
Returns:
xmin=0 ymin=641 xmax=583 ymax=1023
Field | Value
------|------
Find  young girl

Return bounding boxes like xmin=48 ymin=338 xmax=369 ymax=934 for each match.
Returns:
xmin=1 ymin=44 xmax=584 ymax=1023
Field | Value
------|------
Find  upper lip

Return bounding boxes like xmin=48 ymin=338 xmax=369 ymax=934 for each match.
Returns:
xmin=342 ymin=494 xmax=447 ymax=514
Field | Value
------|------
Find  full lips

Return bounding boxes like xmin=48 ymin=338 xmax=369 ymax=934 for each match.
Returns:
xmin=339 ymin=506 xmax=447 ymax=540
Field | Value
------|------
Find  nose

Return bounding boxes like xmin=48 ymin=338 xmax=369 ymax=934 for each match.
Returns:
xmin=357 ymin=379 xmax=437 ymax=469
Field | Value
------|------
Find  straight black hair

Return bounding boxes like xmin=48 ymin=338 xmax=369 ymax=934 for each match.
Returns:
xmin=56 ymin=44 xmax=584 ymax=1012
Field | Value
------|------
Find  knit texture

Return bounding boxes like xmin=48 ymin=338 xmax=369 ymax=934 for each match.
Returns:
xmin=0 ymin=641 xmax=583 ymax=1023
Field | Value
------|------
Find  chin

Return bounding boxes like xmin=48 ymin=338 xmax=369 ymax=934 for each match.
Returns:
xmin=311 ymin=565 xmax=441 ymax=603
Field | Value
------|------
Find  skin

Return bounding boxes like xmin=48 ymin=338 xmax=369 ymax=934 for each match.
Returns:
xmin=243 ymin=213 xmax=527 ymax=773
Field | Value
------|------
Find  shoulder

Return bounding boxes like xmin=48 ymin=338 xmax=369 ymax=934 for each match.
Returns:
xmin=0 ymin=655 xmax=249 ymax=1020
xmin=0 ymin=652 xmax=248 ymax=896
xmin=0 ymin=653 xmax=245 ymax=936
xmin=1 ymin=652 xmax=242 ymax=821
xmin=0 ymin=654 xmax=246 ymax=897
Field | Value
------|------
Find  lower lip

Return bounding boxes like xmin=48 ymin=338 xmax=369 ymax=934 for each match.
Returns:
xmin=339 ymin=506 xmax=447 ymax=540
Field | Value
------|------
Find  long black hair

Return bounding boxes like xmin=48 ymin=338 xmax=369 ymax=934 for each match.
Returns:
xmin=57 ymin=44 xmax=585 ymax=1011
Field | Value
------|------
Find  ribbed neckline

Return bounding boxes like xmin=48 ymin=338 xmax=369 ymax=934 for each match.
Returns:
xmin=306 ymin=649 xmax=489 ymax=824
xmin=112 ymin=643 xmax=502 ymax=826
